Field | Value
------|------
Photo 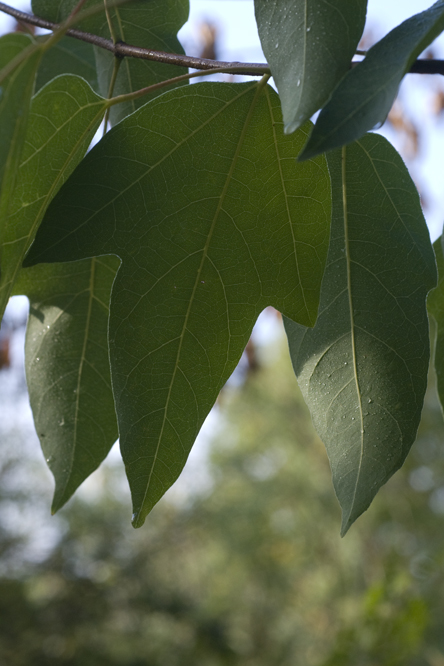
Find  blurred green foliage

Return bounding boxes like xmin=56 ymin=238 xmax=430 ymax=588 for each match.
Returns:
xmin=1 ymin=326 xmax=444 ymax=665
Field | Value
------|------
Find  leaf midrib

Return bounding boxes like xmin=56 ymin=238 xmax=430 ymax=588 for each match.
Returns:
xmin=309 ymin=6 xmax=444 ymax=149
xmin=60 ymin=257 xmax=97 ymax=503
xmin=342 ymin=145 xmax=365 ymax=528
xmin=137 ymin=78 xmax=270 ymax=521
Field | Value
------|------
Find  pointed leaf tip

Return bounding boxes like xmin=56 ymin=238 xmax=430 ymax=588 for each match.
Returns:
xmin=16 ymin=257 xmax=119 ymax=513
xmin=132 ymin=511 xmax=145 ymax=529
xmin=340 ymin=522 xmax=350 ymax=538
xmin=303 ymin=0 xmax=444 ymax=155
xmin=26 ymin=82 xmax=331 ymax=524
xmin=254 ymin=0 xmax=367 ymax=132
xmin=285 ymin=135 xmax=435 ymax=533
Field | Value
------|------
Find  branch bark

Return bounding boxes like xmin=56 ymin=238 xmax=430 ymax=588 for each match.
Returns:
xmin=1 ymin=2 xmax=444 ymax=76
xmin=0 ymin=2 xmax=269 ymax=76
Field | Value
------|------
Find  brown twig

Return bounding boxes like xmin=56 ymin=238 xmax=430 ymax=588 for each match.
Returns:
xmin=1 ymin=2 xmax=444 ymax=76
xmin=0 ymin=2 xmax=269 ymax=76
xmin=350 ymin=58 xmax=444 ymax=75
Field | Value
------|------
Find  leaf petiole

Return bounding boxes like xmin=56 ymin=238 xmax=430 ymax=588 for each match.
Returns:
xmin=107 ymin=67 xmax=271 ymax=109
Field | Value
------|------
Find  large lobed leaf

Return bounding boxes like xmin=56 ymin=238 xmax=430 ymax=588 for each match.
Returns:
xmin=5 ymin=0 xmax=191 ymax=510
xmin=14 ymin=257 xmax=119 ymax=512
xmin=25 ymin=81 xmax=331 ymax=527
xmin=285 ymin=135 xmax=436 ymax=535
xmin=254 ymin=0 xmax=367 ymax=134
xmin=33 ymin=0 xmax=190 ymax=124
xmin=301 ymin=0 xmax=444 ymax=159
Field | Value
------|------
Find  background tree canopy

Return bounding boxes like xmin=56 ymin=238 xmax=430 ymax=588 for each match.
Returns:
xmin=2 ymin=332 xmax=444 ymax=664
xmin=2 ymin=0 xmax=444 ymax=536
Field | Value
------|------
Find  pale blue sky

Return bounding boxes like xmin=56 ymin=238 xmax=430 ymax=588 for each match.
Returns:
xmin=181 ymin=0 xmax=444 ymax=60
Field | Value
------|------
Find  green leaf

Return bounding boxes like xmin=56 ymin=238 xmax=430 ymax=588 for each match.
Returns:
xmin=13 ymin=256 xmax=120 ymax=512
xmin=32 ymin=0 xmax=110 ymax=25
xmin=300 ymin=0 xmax=444 ymax=159
xmin=33 ymin=0 xmax=190 ymax=124
xmin=2 ymin=72 xmax=110 ymax=507
xmin=254 ymin=0 xmax=367 ymax=134
xmin=284 ymin=135 xmax=436 ymax=535
xmin=0 ymin=74 xmax=107 ymax=318
xmin=36 ymin=36 xmax=98 ymax=92
xmin=25 ymin=81 xmax=331 ymax=527
xmin=427 ymin=238 xmax=444 ymax=413
xmin=96 ymin=0 xmax=190 ymax=125
xmin=0 ymin=34 xmax=36 ymax=185
xmin=0 ymin=35 xmax=42 ymax=289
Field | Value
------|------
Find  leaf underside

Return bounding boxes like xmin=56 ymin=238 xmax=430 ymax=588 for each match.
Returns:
xmin=285 ymin=135 xmax=436 ymax=535
xmin=254 ymin=0 xmax=367 ymax=133
xmin=1 ymin=0 xmax=438 ymax=536
xmin=301 ymin=0 xmax=444 ymax=159
xmin=14 ymin=257 xmax=120 ymax=512
xmin=25 ymin=81 xmax=332 ymax=527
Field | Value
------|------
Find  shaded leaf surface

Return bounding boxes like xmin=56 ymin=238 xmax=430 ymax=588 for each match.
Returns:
xmin=285 ymin=136 xmax=436 ymax=534
xmin=13 ymin=256 xmax=119 ymax=512
xmin=427 ymin=238 xmax=444 ymax=414
xmin=36 ymin=35 xmax=98 ymax=92
xmin=254 ymin=0 xmax=367 ymax=133
xmin=301 ymin=0 xmax=444 ymax=159
xmin=95 ymin=0 xmax=189 ymax=125
xmin=33 ymin=0 xmax=189 ymax=124
xmin=25 ymin=81 xmax=331 ymax=526
xmin=0 ymin=34 xmax=36 ymax=187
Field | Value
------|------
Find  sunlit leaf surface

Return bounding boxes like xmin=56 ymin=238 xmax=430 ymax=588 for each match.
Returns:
xmin=0 ymin=34 xmax=43 ymax=316
xmin=0 ymin=74 xmax=107 ymax=318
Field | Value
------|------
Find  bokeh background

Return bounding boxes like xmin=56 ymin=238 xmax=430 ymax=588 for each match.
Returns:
xmin=2 ymin=1 xmax=444 ymax=664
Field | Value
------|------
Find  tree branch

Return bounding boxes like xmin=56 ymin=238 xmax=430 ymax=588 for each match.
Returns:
xmin=409 ymin=59 xmax=444 ymax=75
xmin=1 ymin=1 xmax=444 ymax=77
xmin=0 ymin=2 xmax=269 ymax=76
